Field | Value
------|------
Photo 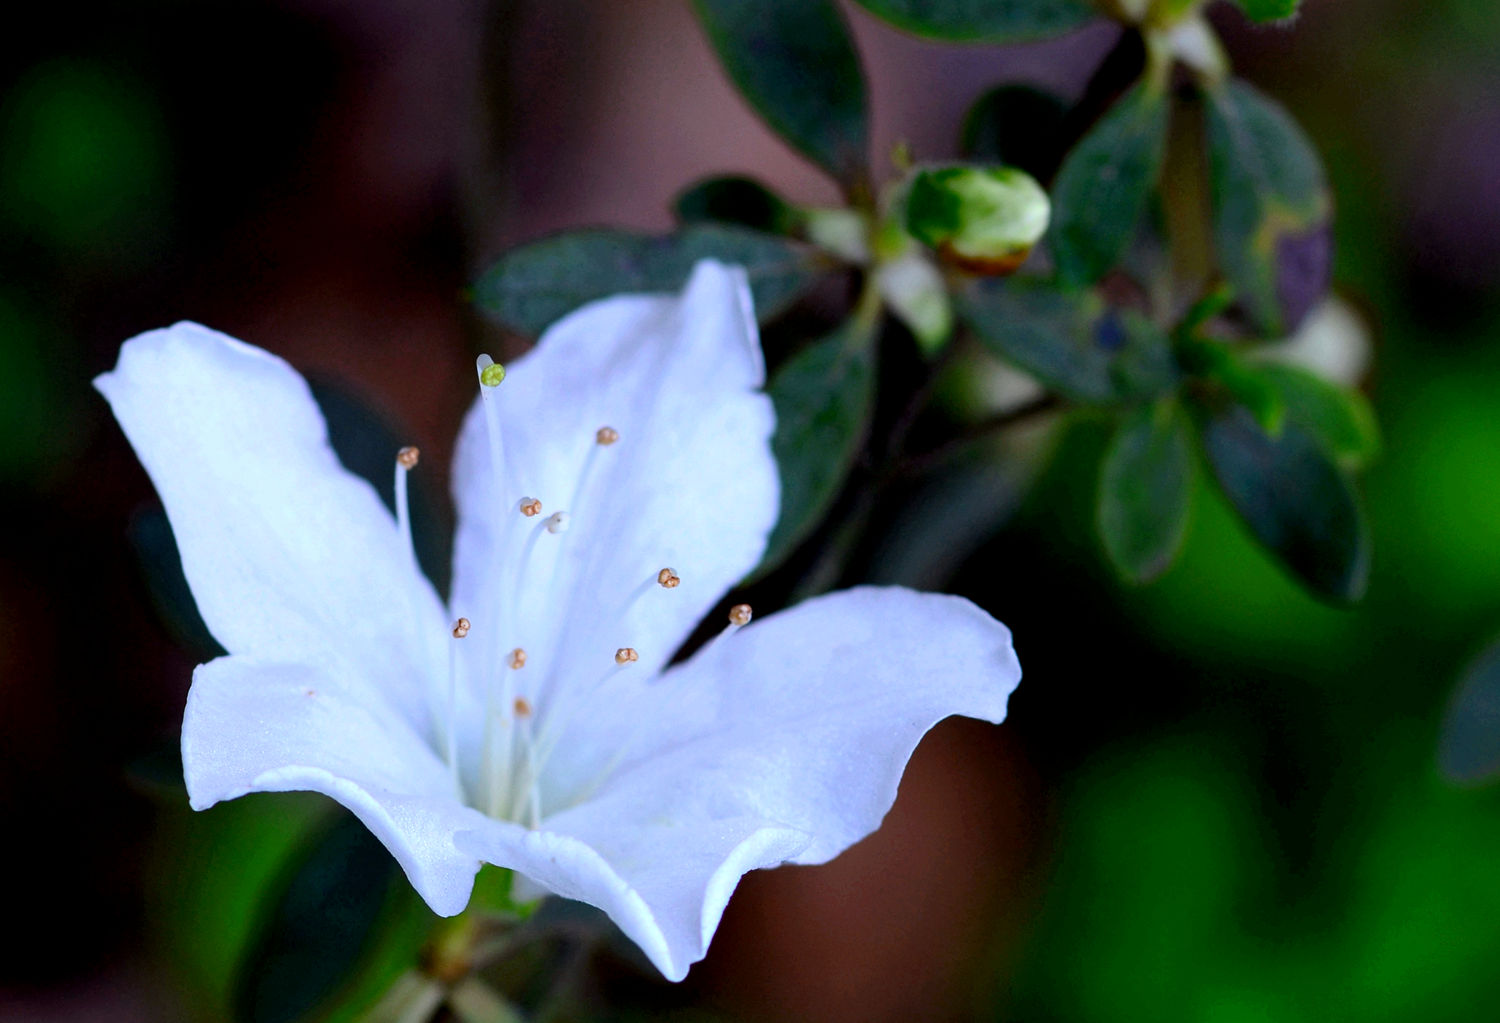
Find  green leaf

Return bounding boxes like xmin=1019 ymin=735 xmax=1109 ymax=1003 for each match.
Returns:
xmin=960 ymin=84 xmax=1069 ymax=180
xmin=759 ymin=316 xmax=878 ymax=574
xmin=1205 ymin=79 xmax=1331 ymax=335
xmin=473 ymin=225 xmax=823 ymax=336
xmin=1228 ymin=0 xmax=1301 ymax=23
xmin=1098 ymin=398 xmax=1195 ymax=583
xmin=674 ymin=175 xmax=801 ymax=235
xmin=1177 ymin=338 xmax=1286 ymax=435
xmin=957 ymin=278 xmax=1177 ymax=402
xmin=311 ymin=380 xmax=451 ymax=597
xmin=1439 ymin=638 xmax=1500 ymax=784
xmin=234 ymin=812 xmax=401 ymax=1023
xmin=851 ymin=0 xmax=1095 ymax=42
xmin=1049 ymin=80 xmax=1170 ymax=287
xmin=1199 ymin=404 xmax=1369 ymax=601
xmin=129 ymin=381 xmax=451 ymax=659
xmin=1252 ymin=363 xmax=1380 ymax=469
xmin=692 ymin=0 xmax=868 ymax=187
xmin=130 ymin=509 xmax=224 ymax=661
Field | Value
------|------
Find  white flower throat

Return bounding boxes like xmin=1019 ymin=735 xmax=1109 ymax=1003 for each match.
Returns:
xmin=393 ymin=354 xmax=749 ymax=829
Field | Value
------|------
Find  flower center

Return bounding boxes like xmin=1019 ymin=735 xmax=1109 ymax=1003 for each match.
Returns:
xmin=392 ymin=355 xmax=753 ymax=828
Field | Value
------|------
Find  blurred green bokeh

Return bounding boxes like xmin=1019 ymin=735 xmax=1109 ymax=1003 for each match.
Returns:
xmin=0 ymin=59 xmax=171 ymax=262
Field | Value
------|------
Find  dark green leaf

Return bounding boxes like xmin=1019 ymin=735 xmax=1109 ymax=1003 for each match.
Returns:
xmin=1205 ymin=79 xmax=1331 ymax=334
xmin=1440 ymin=639 xmax=1500 ymax=784
xmin=129 ymin=384 xmax=451 ymax=663
xmin=311 ymin=381 xmax=451 ymax=598
xmin=851 ymin=0 xmax=1095 ymax=42
xmin=1098 ymin=398 xmax=1195 ymax=583
xmin=1228 ymin=0 xmax=1301 ymax=23
xmin=1177 ymin=339 xmax=1286 ymax=435
xmin=129 ymin=508 xmax=224 ymax=661
xmin=1252 ymin=363 xmax=1380 ymax=468
xmin=759 ymin=317 xmax=878 ymax=573
xmin=234 ymin=812 xmax=400 ymax=1023
xmin=674 ymin=175 xmax=801 ymax=234
xmin=691 ymin=0 xmax=868 ymax=187
xmin=473 ymin=225 xmax=823 ymax=336
xmin=1199 ymin=404 xmax=1369 ymax=601
xmin=1049 ymin=80 xmax=1169 ymax=286
xmin=960 ymin=84 xmax=1069 ymax=180
xmin=957 ymin=278 xmax=1176 ymax=402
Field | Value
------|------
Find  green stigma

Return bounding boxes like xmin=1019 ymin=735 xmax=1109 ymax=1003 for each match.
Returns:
xmin=480 ymin=361 xmax=507 ymax=388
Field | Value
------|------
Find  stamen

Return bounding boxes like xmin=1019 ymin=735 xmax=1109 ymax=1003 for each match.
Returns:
xmin=394 ymin=446 xmax=454 ymax=792
xmin=474 ymin=354 xmax=511 ymax=501
xmin=478 ymin=356 xmax=507 ymax=388
xmin=545 ymin=511 xmax=570 ymax=534
xmin=508 ymin=647 xmax=527 ymax=670
xmin=474 ymin=353 xmax=532 ymax=818
xmin=393 ymin=448 xmax=419 ymax=571
xmin=657 ymin=567 xmax=681 ymax=589
xmin=510 ymin=708 xmax=543 ymax=829
xmin=518 ymin=497 xmax=542 ymax=517
xmin=702 ymin=602 xmax=752 ymax=660
xmin=614 ymin=647 xmax=639 ymax=665
xmin=445 ymin=618 xmax=465 ymax=795
xmin=595 ymin=425 xmax=620 ymax=446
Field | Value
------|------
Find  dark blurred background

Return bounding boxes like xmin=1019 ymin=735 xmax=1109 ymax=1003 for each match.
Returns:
xmin=4 ymin=1 xmax=1500 ymax=1020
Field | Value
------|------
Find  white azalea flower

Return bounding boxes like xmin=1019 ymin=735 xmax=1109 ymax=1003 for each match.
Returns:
xmin=95 ymin=261 xmax=1022 ymax=981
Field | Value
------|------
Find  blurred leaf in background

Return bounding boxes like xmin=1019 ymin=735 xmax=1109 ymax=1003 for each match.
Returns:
xmin=1439 ymin=640 xmax=1500 ymax=784
xmin=1049 ymin=80 xmax=1169 ymax=288
xmin=1097 ymin=398 xmax=1194 ymax=584
xmin=958 ymin=279 xmax=1176 ymax=403
xmin=851 ymin=0 xmax=1097 ymax=43
xmin=961 ymin=84 xmax=1070 ymax=181
xmin=473 ymin=226 xmax=826 ymax=337
xmin=759 ymin=311 xmax=878 ymax=574
xmin=692 ymin=0 xmax=868 ymax=189
xmin=1205 ymin=79 xmax=1331 ymax=335
xmin=1197 ymin=405 xmax=1368 ymax=603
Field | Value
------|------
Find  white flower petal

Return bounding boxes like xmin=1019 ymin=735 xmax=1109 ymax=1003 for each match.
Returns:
xmin=455 ymin=809 xmax=810 ymax=982
xmin=476 ymin=587 xmax=1020 ymax=979
xmin=95 ymin=323 xmax=447 ymax=732
xmin=448 ymin=261 xmax=779 ymax=707
xmin=184 ymin=656 xmax=485 ymax=915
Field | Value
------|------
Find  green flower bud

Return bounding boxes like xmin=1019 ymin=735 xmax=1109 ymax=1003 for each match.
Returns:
xmin=903 ymin=165 xmax=1050 ymax=275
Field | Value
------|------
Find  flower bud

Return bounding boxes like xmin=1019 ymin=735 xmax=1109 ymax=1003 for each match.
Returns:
xmin=902 ymin=165 xmax=1050 ymax=275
